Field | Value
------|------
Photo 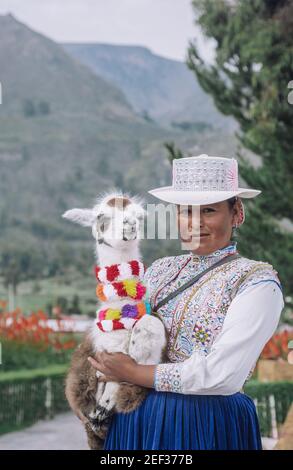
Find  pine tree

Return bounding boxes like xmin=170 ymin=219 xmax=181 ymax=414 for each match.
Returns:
xmin=185 ymin=0 xmax=293 ymax=296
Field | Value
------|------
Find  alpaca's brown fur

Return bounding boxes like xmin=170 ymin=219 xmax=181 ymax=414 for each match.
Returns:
xmin=65 ymin=330 xmax=161 ymax=449
xmin=65 ymin=333 xmax=105 ymax=449
xmin=65 ymin=334 xmax=97 ymax=420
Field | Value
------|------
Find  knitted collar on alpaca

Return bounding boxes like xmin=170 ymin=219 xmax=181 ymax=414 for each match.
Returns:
xmin=96 ymin=279 xmax=146 ymax=302
xmin=95 ymin=260 xmax=145 ymax=283
xmin=95 ymin=259 xmax=149 ymax=331
xmin=96 ymin=301 xmax=151 ymax=332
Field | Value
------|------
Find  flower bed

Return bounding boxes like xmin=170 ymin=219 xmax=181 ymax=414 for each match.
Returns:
xmin=0 ymin=305 xmax=78 ymax=371
xmin=257 ymin=329 xmax=293 ymax=382
xmin=0 ymin=303 xmax=78 ymax=434
xmin=260 ymin=329 xmax=293 ymax=361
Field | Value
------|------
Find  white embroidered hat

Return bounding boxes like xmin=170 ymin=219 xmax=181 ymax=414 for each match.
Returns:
xmin=148 ymin=154 xmax=261 ymax=205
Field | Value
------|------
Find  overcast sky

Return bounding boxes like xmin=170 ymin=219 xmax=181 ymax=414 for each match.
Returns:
xmin=0 ymin=0 xmax=214 ymax=62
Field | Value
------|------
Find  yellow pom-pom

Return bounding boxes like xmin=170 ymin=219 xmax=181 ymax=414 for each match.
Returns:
xmin=123 ymin=279 xmax=138 ymax=298
xmin=105 ymin=309 xmax=121 ymax=320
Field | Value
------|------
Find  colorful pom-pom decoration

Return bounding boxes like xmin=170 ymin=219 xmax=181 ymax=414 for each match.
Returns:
xmin=95 ymin=259 xmax=150 ymax=332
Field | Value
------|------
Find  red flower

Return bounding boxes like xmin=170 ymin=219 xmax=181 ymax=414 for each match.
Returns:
xmin=261 ymin=330 xmax=293 ymax=360
xmin=0 ymin=306 xmax=77 ymax=352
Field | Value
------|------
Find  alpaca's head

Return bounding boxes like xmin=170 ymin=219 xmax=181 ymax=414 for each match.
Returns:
xmin=62 ymin=191 xmax=145 ymax=253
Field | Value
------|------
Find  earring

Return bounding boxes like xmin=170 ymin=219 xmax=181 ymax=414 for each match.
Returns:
xmin=238 ymin=200 xmax=245 ymax=226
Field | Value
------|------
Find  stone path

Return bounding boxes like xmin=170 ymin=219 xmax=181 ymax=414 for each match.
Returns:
xmin=0 ymin=412 xmax=278 ymax=450
xmin=0 ymin=412 xmax=88 ymax=450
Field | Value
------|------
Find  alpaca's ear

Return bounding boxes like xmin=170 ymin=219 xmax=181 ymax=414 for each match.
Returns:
xmin=62 ymin=209 xmax=95 ymax=227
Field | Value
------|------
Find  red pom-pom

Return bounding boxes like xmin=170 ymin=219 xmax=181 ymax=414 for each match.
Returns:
xmin=107 ymin=264 xmax=120 ymax=282
xmin=96 ymin=321 xmax=104 ymax=331
xmin=112 ymin=320 xmax=124 ymax=330
xmin=129 ymin=260 xmax=140 ymax=276
xmin=134 ymin=283 xmax=146 ymax=300
xmin=95 ymin=266 xmax=101 ymax=279
xmin=113 ymin=281 xmax=127 ymax=297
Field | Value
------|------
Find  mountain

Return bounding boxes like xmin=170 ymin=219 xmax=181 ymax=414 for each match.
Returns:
xmin=0 ymin=14 xmax=171 ymax=270
xmin=0 ymin=14 xmax=237 ymax=279
xmin=0 ymin=13 xmax=172 ymax=213
xmin=0 ymin=17 xmax=140 ymax=120
xmin=62 ymin=43 xmax=234 ymax=129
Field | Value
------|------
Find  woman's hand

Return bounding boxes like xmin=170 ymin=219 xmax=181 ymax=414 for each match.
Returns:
xmin=88 ymin=351 xmax=157 ymax=389
xmin=87 ymin=351 xmax=138 ymax=383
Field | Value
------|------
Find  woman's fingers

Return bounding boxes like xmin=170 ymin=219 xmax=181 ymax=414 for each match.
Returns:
xmin=99 ymin=375 xmax=116 ymax=383
xmin=87 ymin=351 xmax=118 ymax=374
xmin=99 ymin=351 xmax=107 ymax=362
xmin=99 ymin=351 xmax=115 ymax=368
xmin=87 ymin=356 xmax=104 ymax=372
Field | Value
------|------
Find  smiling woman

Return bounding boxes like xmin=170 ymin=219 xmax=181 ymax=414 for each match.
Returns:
xmin=90 ymin=155 xmax=284 ymax=451
xmin=176 ymin=196 xmax=243 ymax=255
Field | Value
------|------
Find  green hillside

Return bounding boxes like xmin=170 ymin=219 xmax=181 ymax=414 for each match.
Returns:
xmin=62 ymin=42 xmax=235 ymax=129
xmin=0 ymin=14 xmax=237 ymax=290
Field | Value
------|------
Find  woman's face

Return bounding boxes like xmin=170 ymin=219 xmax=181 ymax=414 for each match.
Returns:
xmin=176 ymin=199 xmax=240 ymax=255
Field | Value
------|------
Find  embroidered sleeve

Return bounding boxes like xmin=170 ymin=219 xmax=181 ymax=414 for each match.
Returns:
xmin=154 ymin=363 xmax=183 ymax=393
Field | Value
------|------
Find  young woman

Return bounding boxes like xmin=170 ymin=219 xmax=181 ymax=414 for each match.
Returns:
xmin=88 ymin=155 xmax=284 ymax=450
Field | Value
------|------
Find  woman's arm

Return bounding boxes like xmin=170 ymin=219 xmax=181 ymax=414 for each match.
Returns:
xmin=88 ymin=280 xmax=284 ymax=393
xmin=87 ymin=350 xmax=157 ymax=388
xmin=153 ymin=280 xmax=284 ymax=395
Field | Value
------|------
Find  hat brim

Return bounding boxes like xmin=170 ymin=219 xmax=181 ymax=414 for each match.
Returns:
xmin=148 ymin=187 xmax=261 ymax=205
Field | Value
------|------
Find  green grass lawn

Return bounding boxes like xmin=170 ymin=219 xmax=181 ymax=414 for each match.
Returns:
xmin=0 ymin=273 xmax=97 ymax=316
xmin=0 ymin=364 xmax=69 ymax=382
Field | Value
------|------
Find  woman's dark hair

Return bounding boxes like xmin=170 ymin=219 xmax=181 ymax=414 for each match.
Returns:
xmin=227 ymin=196 xmax=238 ymax=240
xmin=227 ymin=196 xmax=237 ymax=210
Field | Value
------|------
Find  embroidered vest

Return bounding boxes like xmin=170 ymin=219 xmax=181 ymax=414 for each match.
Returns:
xmin=144 ymin=253 xmax=281 ymax=364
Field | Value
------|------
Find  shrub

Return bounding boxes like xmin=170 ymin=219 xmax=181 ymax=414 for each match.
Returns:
xmin=244 ymin=381 xmax=293 ymax=437
xmin=0 ymin=365 xmax=68 ymax=435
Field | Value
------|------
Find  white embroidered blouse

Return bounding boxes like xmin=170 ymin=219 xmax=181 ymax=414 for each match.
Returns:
xmin=143 ymin=241 xmax=284 ymax=395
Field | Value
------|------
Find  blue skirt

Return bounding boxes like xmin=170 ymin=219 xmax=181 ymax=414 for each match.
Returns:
xmin=104 ymin=389 xmax=262 ymax=450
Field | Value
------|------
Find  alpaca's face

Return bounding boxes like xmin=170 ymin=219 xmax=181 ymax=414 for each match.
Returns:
xmin=92 ymin=197 xmax=145 ymax=248
xmin=62 ymin=194 xmax=146 ymax=250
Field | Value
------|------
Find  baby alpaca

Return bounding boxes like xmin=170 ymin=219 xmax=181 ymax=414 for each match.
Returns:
xmin=63 ymin=191 xmax=167 ymax=449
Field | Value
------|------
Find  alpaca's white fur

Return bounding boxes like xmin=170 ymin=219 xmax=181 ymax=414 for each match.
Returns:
xmin=63 ymin=190 xmax=167 ymax=420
